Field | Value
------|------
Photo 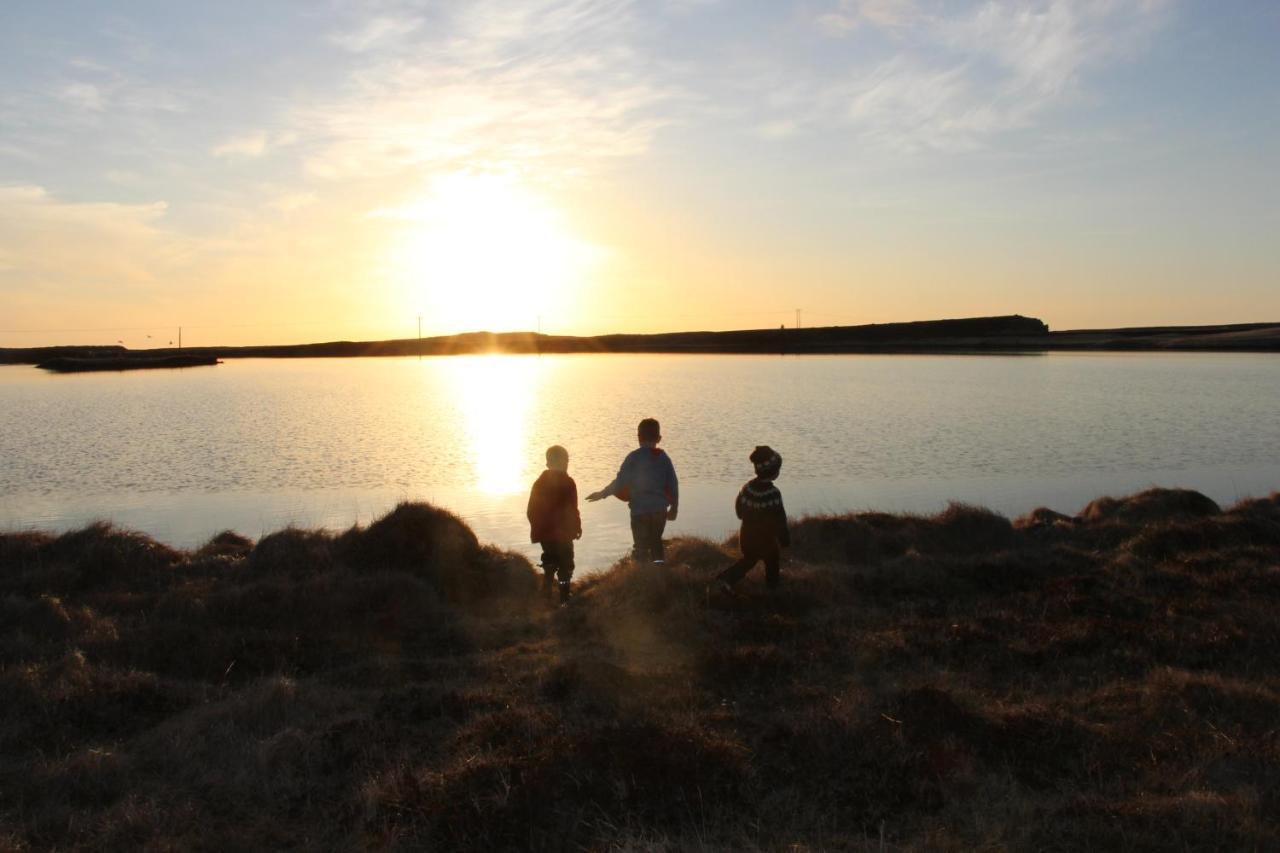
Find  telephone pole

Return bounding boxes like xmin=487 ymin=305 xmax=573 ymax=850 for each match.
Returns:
xmin=178 ymin=326 xmax=182 ymax=349
xmin=795 ymin=308 xmax=801 ymax=330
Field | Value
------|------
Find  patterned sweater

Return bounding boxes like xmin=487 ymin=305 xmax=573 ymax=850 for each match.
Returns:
xmin=735 ymin=478 xmax=790 ymax=549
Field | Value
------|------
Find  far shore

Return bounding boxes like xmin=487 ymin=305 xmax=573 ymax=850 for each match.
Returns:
xmin=2 ymin=486 xmax=1278 ymax=849
xmin=5 ymin=314 xmax=1280 ymax=365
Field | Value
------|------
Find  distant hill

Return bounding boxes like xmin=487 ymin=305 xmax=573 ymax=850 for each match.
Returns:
xmin=5 ymin=315 xmax=1280 ymax=364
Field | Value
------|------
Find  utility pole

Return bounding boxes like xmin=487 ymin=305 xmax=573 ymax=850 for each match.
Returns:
xmin=178 ymin=326 xmax=182 ymax=349
xmin=417 ymin=315 xmax=422 ymax=359
xmin=795 ymin=308 xmax=802 ymax=330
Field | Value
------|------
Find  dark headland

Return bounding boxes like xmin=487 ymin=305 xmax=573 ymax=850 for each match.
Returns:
xmin=34 ymin=354 xmax=221 ymax=373
xmin=2 ymin=488 xmax=1278 ymax=849
xmin=4 ymin=315 xmax=1280 ymax=365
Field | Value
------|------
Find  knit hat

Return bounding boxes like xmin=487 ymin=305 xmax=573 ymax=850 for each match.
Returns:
xmin=750 ymin=445 xmax=782 ymax=479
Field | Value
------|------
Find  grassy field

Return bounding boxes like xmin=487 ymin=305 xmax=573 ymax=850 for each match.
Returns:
xmin=2 ymin=491 xmax=1279 ymax=851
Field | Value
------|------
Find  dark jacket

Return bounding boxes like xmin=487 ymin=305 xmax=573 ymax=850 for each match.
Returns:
xmin=735 ymin=478 xmax=789 ymax=551
xmin=527 ymin=469 xmax=582 ymax=544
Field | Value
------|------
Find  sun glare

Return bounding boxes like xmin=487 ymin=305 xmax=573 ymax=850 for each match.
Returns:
xmin=383 ymin=173 xmax=602 ymax=334
xmin=445 ymin=354 xmax=544 ymax=495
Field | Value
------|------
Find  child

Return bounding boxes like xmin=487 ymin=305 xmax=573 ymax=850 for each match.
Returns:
xmin=585 ymin=418 xmax=679 ymax=564
xmin=527 ymin=445 xmax=582 ymax=604
xmin=716 ymin=446 xmax=789 ymax=591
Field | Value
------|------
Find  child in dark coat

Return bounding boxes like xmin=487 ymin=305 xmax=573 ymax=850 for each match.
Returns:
xmin=716 ymin=445 xmax=790 ymax=591
xmin=527 ymin=445 xmax=582 ymax=603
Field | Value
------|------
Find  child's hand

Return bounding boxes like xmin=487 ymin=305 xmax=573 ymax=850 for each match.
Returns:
xmin=585 ymin=491 xmax=605 ymax=502
xmin=667 ymin=507 xmax=678 ymax=521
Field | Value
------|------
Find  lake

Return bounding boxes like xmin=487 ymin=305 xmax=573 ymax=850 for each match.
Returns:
xmin=2 ymin=352 xmax=1278 ymax=572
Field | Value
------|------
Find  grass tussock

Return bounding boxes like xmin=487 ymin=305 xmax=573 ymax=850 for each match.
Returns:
xmin=2 ymin=489 xmax=1280 ymax=850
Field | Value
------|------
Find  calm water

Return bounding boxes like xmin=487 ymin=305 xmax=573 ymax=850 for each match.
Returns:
xmin=2 ymin=353 xmax=1278 ymax=572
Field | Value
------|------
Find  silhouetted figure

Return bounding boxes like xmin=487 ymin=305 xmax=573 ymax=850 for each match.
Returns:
xmin=716 ymin=446 xmax=789 ymax=591
xmin=586 ymin=418 xmax=679 ymax=564
xmin=527 ymin=445 xmax=582 ymax=604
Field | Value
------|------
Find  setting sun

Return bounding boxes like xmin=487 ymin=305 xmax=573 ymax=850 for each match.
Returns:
xmin=380 ymin=172 xmax=602 ymax=334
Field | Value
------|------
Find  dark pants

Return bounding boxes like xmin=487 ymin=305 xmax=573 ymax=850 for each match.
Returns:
xmin=539 ymin=540 xmax=575 ymax=583
xmin=719 ymin=542 xmax=781 ymax=589
xmin=630 ymin=511 xmax=667 ymax=563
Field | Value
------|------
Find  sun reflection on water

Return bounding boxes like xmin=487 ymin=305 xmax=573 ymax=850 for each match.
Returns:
xmin=443 ymin=355 xmax=545 ymax=495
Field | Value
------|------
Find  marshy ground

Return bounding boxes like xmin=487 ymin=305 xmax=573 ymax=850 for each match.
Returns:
xmin=2 ymin=490 xmax=1279 ymax=851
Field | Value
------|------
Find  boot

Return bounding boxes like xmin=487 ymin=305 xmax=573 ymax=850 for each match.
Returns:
xmin=542 ymin=571 xmax=555 ymax=595
xmin=558 ymin=581 xmax=572 ymax=605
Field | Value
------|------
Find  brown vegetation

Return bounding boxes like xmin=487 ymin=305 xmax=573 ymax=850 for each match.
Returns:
xmin=2 ymin=491 xmax=1279 ymax=850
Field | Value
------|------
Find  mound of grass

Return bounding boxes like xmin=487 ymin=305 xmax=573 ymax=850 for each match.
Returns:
xmin=1080 ymin=486 xmax=1221 ymax=525
xmin=2 ymin=489 xmax=1279 ymax=850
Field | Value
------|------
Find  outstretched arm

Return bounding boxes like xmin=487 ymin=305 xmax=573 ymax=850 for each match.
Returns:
xmin=585 ymin=479 xmax=617 ymax=502
xmin=586 ymin=461 xmax=627 ymax=502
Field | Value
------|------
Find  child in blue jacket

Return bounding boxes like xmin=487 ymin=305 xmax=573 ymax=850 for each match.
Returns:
xmin=586 ymin=418 xmax=679 ymax=563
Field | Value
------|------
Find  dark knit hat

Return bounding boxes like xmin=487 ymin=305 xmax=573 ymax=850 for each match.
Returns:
xmin=750 ymin=445 xmax=782 ymax=478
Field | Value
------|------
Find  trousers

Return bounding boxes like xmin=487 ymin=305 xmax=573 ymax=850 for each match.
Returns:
xmin=539 ymin=540 xmax=575 ymax=582
xmin=719 ymin=542 xmax=781 ymax=588
xmin=630 ymin=511 xmax=667 ymax=563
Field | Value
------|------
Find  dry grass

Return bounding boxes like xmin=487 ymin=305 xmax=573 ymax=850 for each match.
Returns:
xmin=2 ymin=490 xmax=1279 ymax=851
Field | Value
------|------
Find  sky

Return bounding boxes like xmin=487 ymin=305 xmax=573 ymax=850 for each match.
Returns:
xmin=1 ymin=0 xmax=1278 ymax=347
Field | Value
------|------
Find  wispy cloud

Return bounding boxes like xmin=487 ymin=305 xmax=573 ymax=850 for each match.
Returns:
xmin=298 ymin=0 xmax=676 ymax=183
xmin=0 ymin=185 xmax=174 ymax=294
xmin=800 ymin=0 xmax=1175 ymax=151
xmin=270 ymin=191 xmax=317 ymax=214
xmin=57 ymin=82 xmax=107 ymax=112
xmin=818 ymin=0 xmax=921 ymax=34
xmin=212 ymin=132 xmax=270 ymax=159
xmin=328 ymin=14 xmax=423 ymax=52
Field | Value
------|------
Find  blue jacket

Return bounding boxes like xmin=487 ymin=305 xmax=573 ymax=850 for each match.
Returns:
xmin=601 ymin=447 xmax=679 ymax=515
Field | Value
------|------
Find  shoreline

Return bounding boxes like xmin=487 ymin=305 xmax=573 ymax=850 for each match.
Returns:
xmin=3 ymin=487 xmax=1279 ymax=848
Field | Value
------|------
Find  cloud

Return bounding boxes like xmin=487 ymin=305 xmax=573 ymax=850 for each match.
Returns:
xmin=801 ymin=0 xmax=1174 ymax=151
xmin=328 ymin=14 xmax=423 ymax=52
xmin=818 ymin=0 xmax=920 ymax=34
xmin=297 ymin=0 xmax=676 ymax=182
xmin=756 ymin=119 xmax=801 ymax=140
xmin=270 ymin=191 xmax=317 ymax=214
xmin=57 ymin=82 xmax=106 ymax=111
xmin=0 ymin=185 xmax=177 ymax=296
xmin=212 ymin=132 xmax=270 ymax=159
xmin=0 ymin=142 xmax=36 ymax=162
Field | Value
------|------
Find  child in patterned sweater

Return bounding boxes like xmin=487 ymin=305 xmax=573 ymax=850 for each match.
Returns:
xmin=716 ymin=445 xmax=789 ymax=592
